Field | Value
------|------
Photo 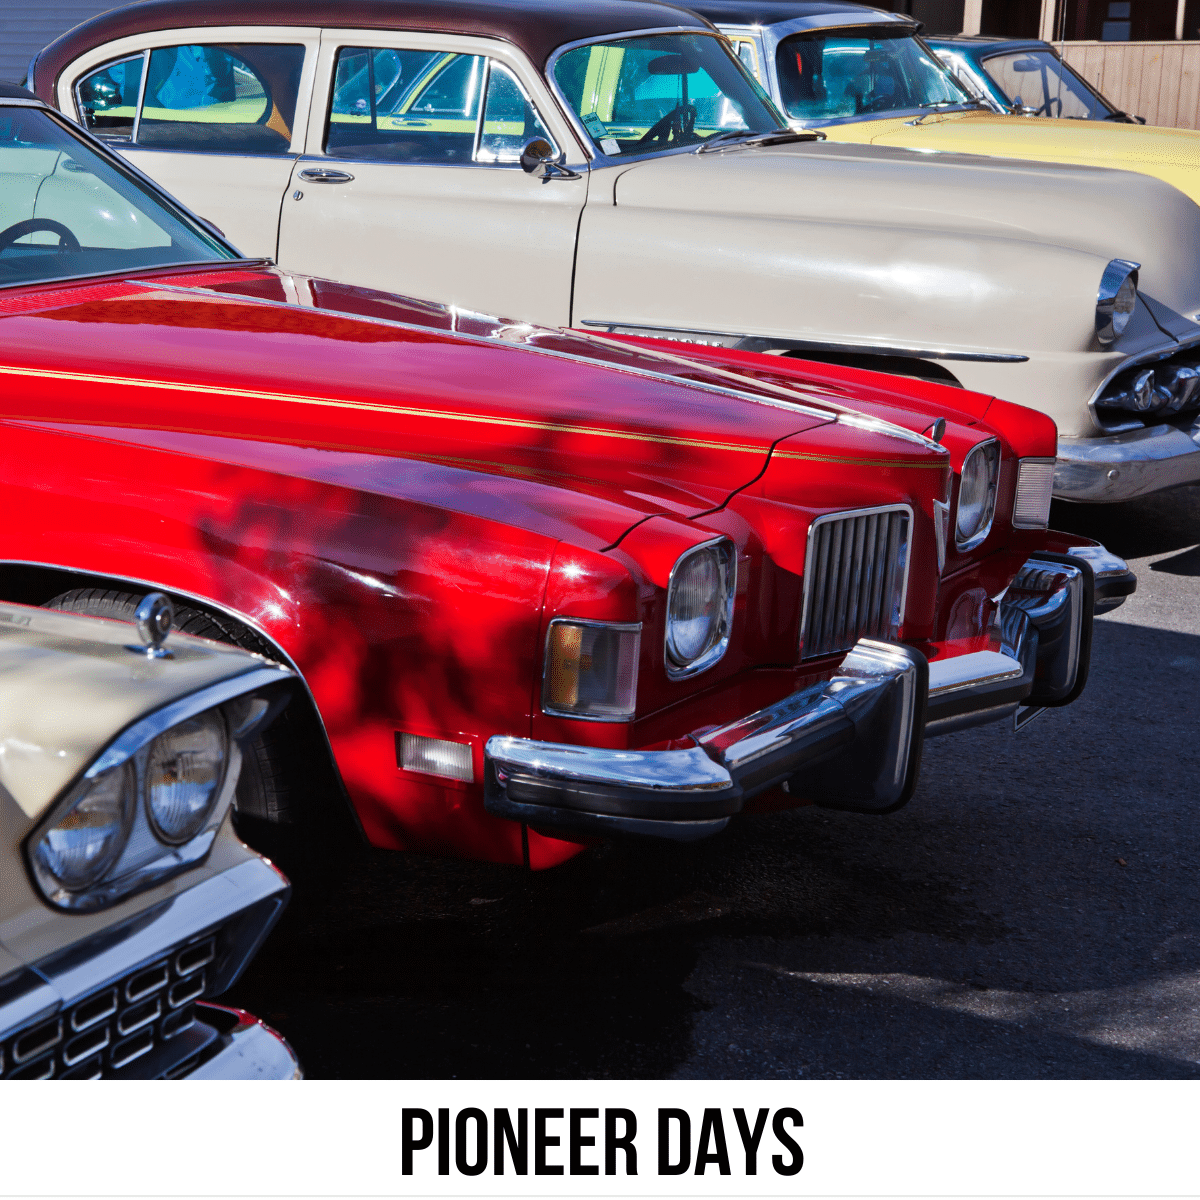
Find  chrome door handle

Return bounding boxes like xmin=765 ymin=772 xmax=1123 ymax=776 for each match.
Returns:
xmin=297 ymin=168 xmax=354 ymax=183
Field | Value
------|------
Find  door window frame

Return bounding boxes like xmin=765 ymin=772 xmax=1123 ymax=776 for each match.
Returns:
xmin=309 ymin=30 xmax=586 ymax=169
xmin=60 ymin=26 xmax=322 ymax=158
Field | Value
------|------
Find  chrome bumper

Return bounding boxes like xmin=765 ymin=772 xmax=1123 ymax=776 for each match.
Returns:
xmin=485 ymin=640 xmax=927 ymax=841
xmin=185 ymin=1005 xmax=302 ymax=1079
xmin=926 ymin=554 xmax=1093 ymax=736
xmin=0 ymin=857 xmax=293 ymax=1079
xmin=1055 ymin=418 xmax=1200 ymax=502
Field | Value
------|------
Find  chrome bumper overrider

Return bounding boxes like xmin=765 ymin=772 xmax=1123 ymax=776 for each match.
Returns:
xmin=1055 ymin=419 xmax=1200 ymax=502
xmin=926 ymin=554 xmax=1092 ymax=736
xmin=486 ymin=640 xmax=929 ymax=841
xmin=0 ymin=858 xmax=293 ymax=1079
xmin=485 ymin=555 xmax=1093 ymax=842
xmin=185 ymin=1005 xmax=302 ymax=1079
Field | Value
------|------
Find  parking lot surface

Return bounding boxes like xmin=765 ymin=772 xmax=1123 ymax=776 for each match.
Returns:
xmin=225 ymin=485 xmax=1200 ymax=1079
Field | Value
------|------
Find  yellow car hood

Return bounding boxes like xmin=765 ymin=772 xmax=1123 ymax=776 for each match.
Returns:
xmin=823 ymin=110 xmax=1200 ymax=207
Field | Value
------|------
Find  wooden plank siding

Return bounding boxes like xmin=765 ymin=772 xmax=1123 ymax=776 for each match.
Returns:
xmin=1062 ymin=40 xmax=1200 ymax=129
xmin=0 ymin=3 xmax=118 ymax=85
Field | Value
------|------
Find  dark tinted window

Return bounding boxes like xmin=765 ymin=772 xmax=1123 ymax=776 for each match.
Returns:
xmin=137 ymin=43 xmax=304 ymax=154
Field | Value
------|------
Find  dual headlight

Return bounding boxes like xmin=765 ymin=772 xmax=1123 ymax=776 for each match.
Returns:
xmin=955 ymin=440 xmax=1000 ymax=550
xmin=28 ymin=683 xmax=283 ymax=911
xmin=542 ymin=539 xmax=736 ymax=720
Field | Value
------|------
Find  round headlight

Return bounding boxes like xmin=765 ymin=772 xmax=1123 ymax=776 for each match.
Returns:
xmin=1096 ymin=259 xmax=1139 ymax=346
xmin=956 ymin=440 xmax=1000 ymax=548
xmin=145 ymin=710 xmax=228 ymax=844
xmin=32 ymin=763 xmax=134 ymax=892
xmin=666 ymin=540 xmax=735 ymax=677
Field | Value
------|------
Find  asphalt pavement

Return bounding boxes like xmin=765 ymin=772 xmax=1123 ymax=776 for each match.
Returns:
xmin=224 ymin=484 xmax=1200 ymax=1079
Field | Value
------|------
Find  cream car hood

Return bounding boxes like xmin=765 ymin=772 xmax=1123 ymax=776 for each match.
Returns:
xmin=824 ymin=111 xmax=1200 ymax=210
xmin=0 ymin=603 xmax=275 ymax=826
xmin=599 ymin=140 xmax=1200 ymax=349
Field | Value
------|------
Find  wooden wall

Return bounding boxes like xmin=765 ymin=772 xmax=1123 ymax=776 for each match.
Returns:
xmin=1061 ymin=40 xmax=1200 ymax=128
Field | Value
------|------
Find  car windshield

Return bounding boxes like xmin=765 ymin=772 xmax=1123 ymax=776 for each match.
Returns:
xmin=552 ymin=33 xmax=783 ymax=156
xmin=981 ymin=49 xmax=1114 ymax=119
xmin=775 ymin=29 xmax=972 ymax=123
xmin=0 ymin=104 xmax=235 ymax=289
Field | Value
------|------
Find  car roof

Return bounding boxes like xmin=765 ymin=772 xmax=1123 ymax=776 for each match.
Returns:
xmin=689 ymin=0 xmax=912 ymax=28
xmin=926 ymin=35 xmax=1049 ymax=50
xmin=32 ymin=0 xmax=714 ymax=93
xmin=0 ymin=82 xmax=39 ymax=100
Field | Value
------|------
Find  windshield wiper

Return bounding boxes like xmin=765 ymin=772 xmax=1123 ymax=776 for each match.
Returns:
xmin=697 ymin=127 xmax=825 ymax=153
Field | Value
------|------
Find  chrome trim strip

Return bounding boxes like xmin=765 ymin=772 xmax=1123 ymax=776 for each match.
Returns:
xmin=927 ymin=650 xmax=1023 ymax=696
xmin=131 ymin=48 xmax=149 ymax=145
xmin=577 ymin=320 xmax=1029 ymax=363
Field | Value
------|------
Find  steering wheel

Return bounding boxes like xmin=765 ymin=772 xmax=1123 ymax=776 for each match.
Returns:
xmin=636 ymin=103 xmax=698 ymax=147
xmin=0 ymin=218 xmax=82 ymax=255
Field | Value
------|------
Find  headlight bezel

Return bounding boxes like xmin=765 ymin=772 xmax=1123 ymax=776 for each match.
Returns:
xmin=955 ymin=438 xmax=1001 ymax=552
xmin=665 ymin=538 xmax=737 ymax=681
xmin=25 ymin=668 xmax=291 ymax=912
xmin=1096 ymin=258 xmax=1140 ymax=347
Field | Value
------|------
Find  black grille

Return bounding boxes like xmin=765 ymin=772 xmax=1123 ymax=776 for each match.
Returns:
xmin=0 ymin=935 xmax=217 ymax=1080
xmin=800 ymin=506 xmax=910 ymax=659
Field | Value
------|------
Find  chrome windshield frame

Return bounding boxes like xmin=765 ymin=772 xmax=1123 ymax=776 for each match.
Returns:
xmin=544 ymin=25 xmax=786 ymax=170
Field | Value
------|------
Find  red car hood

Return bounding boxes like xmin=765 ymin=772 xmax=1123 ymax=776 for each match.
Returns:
xmin=0 ymin=267 xmax=947 ymax=550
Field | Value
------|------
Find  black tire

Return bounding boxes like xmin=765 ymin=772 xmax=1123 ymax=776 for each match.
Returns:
xmin=43 ymin=587 xmax=302 ymax=824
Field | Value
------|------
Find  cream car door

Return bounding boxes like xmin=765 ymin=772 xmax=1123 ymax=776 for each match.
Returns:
xmin=276 ymin=34 xmax=588 ymax=328
xmin=67 ymin=31 xmax=319 ymax=258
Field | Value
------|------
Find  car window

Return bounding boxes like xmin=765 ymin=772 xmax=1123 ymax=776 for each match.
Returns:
xmin=0 ymin=105 xmax=234 ymax=288
xmin=327 ymin=47 xmax=555 ymax=165
xmin=85 ymin=43 xmax=305 ymax=154
xmin=477 ymin=63 xmax=557 ymax=163
xmin=76 ymin=54 xmax=144 ymax=141
xmin=726 ymin=37 xmax=763 ymax=83
xmin=982 ymin=50 xmax=1113 ymax=119
xmin=774 ymin=30 xmax=969 ymax=122
xmin=553 ymin=33 xmax=781 ymax=156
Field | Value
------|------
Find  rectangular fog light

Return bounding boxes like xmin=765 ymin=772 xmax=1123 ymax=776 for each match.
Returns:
xmin=1013 ymin=458 xmax=1056 ymax=529
xmin=397 ymin=732 xmax=474 ymax=783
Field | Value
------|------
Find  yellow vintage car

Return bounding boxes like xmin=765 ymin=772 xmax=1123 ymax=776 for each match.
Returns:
xmin=705 ymin=2 xmax=1200 ymax=205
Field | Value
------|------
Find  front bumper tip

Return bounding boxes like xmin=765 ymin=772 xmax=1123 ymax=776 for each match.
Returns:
xmin=484 ymin=639 xmax=927 ymax=843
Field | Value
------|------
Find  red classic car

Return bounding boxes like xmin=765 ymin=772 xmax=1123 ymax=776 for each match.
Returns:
xmin=0 ymin=85 xmax=1127 ymax=870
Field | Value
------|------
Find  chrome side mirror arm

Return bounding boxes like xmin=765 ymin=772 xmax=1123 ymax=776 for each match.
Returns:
xmin=519 ymin=138 xmax=582 ymax=183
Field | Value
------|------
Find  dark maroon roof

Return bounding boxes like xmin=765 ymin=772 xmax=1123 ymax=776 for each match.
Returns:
xmin=32 ymin=0 xmax=714 ymax=97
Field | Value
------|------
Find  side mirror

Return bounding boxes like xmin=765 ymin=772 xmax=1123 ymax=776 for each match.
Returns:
xmin=520 ymin=138 xmax=556 ymax=174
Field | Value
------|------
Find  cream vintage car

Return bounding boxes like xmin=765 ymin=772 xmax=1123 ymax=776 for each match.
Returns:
xmin=29 ymin=0 xmax=1200 ymax=503
xmin=1 ymin=593 xmax=300 ymax=1079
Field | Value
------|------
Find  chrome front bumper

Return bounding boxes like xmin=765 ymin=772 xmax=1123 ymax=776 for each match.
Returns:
xmin=0 ymin=857 xmax=295 ymax=1079
xmin=1055 ymin=418 xmax=1200 ymax=502
xmin=485 ymin=556 xmax=1092 ymax=842
xmin=486 ymin=640 xmax=928 ymax=842
xmin=926 ymin=554 xmax=1092 ymax=736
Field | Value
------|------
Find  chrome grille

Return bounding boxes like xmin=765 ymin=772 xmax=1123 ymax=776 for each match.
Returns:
xmin=800 ymin=505 xmax=911 ymax=659
xmin=0 ymin=934 xmax=217 ymax=1080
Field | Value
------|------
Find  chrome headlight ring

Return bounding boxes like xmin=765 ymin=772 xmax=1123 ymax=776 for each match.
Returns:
xmin=955 ymin=439 xmax=1001 ymax=551
xmin=665 ymin=538 xmax=736 ymax=680
xmin=1096 ymin=259 xmax=1140 ymax=347
xmin=26 ymin=668 xmax=292 ymax=912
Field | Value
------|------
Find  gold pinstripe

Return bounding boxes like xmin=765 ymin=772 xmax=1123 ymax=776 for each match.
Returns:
xmin=0 ymin=362 xmax=943 ymax=470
